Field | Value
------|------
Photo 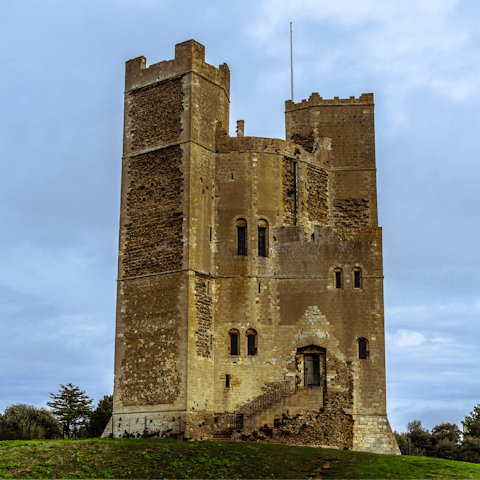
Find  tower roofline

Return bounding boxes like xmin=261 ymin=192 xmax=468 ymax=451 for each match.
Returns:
xmin=125 ymin=39 xmax=230 ymax=98
xmin=285 ymin=93 xmax=374 ymax=112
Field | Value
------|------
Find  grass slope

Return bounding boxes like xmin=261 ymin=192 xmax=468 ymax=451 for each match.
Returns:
xmin=0 ymin=438 xmax=480 ymax=479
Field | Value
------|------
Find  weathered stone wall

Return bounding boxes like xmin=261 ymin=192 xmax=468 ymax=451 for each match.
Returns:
xmin=121 ymin=146 xmax=183 ymax=278
xmin=194 ymin=274 xmax=213 ymax=358
xmin=127 ymin=78 xmax=184 ymax=152
xmin=114 ymin=273 xmax=187 ymax=410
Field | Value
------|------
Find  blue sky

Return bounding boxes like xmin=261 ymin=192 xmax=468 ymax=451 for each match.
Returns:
xmin=1 ymin=0 xmax=479 ymax=433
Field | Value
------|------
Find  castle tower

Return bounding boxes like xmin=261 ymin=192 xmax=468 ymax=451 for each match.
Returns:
xmin=105 ymin=40 xmax=400 ymax=455
xmin=112 ymin=40 xmax=229 ymax=436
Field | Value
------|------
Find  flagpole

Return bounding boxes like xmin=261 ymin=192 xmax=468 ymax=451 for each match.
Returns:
xmin=290 ymin=22 xmax=294 ymax=102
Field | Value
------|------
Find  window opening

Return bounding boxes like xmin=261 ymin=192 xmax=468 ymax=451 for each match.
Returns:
xmin=246 ymin=328 xmax=257 ymax=356
xmin=359 ymin=338 xmax=367 ymax=360
xmin=258 ymin=227 xmax=266 ymax=256
xmin=209 ymin=227 xmax=212 ymax=242
xmin=335 ymin=271 xmax=342 ymax=289
xmin=231 ymin=173 xmax=234 ymax=179
xmin=229 ymin=330 xmax=239 ymax=355
xmin=354 ymin=269 xmax=362 ymax=289
xmin=237 ymin=227 xmax=246 ymax=255
xmin=225 ymin=374 xmax=230 ymax=388
xmin=258 ymin=282 xmax=261 ymax=293
xmin=248 ymin=335 xmax=256 ymax=355
xmin=311 ymin=233 xmax=315 ymax=242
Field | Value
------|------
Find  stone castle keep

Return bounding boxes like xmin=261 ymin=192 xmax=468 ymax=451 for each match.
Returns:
xmin=103 ymin=39 xmax=400 ymax=455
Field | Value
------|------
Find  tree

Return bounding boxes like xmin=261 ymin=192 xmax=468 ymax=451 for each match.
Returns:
xmin=463 ymin=404 xmax=480 ymax=437
xmin=87 ymin=395 xmax=113 ymax=437
xmin=1 ymin=404 xmax=61 ymax=440
xmin=431 ymin=422 xmax=462 ymax=444
xmin=47 ymin=383 xmax=93 ymax=438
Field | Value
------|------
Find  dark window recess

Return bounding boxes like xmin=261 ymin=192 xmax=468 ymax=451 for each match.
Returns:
xmin=209 ymin=227 xmax=212 ymax=242
xmin=258 ymin=227 xmax=266 ymax=257
xmin=354 ymin=270 xmax=361 ymax=288
xmin=258 ymin=282 xmax=261 ymax=293
xmin=359 ymin=339 xmax=367 ymax=359
xmin=237 ymin=227 xmax=246 ymax=256
xmin=248 ymin=335 xmax=256 ymax=356
xmin=335 ymin=271 xmax=342 ymax=289
xmin=225 ymin=374 xmax=230 ymax=388
xmin=230 ymin=334 xmax=238 ymax=355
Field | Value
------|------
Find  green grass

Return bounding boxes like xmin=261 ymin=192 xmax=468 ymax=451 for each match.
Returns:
xmin=0 ymin=438 xmax=479 ymax=479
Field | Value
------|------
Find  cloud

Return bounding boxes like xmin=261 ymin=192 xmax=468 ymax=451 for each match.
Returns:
xmin=391 ymin=330 xmax=425 ymax=347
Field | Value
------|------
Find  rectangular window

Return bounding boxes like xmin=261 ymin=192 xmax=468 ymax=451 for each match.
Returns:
xmin=230 ymin=334 xmax=238 ymax=355
xmin=359 ymin=339 xmax=367 ymax=359
xmin=354 ymin=271 xmax=361 ymax=289
xmin=258 ymin=227 xmax=266 ymax=257
xmin=335 ymin=271 xmax=342 ymax=289
xmin=226 ymin=374 xmax=230 ymax=388
xmin=237 ymin=227 xmax=246 ymax=256
xmin=248 ymin=335 xmax=256 ymax=356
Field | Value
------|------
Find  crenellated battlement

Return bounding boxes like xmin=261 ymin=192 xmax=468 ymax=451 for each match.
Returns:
xmin=125 ymin=39 xmax=230 ymax=97
xmin=285 ymin=93 xmax=374 ymax=112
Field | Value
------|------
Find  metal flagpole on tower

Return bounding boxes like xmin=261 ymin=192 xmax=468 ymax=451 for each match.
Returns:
xmin=290 ymin=22 xmax=294 ymax=102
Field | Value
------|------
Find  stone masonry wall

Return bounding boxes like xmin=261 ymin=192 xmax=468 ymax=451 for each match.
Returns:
xmin=194 ymin=274 xmax=213 ymax=358
xmin=122 ymin=146 xmax=183 ymax=277
xmin=306 ymin=163 xmax=329 ymax=226
xmin=116 ymin=274 xmax=183 ymax=407
xmin=282 ymin=157 xmax=296 ymax=226
xmin=127 ymin=77 xmax=184 ymax=152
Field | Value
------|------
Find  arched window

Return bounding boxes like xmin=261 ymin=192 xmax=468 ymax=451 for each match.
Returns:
xmin=229 ymin=329 xmax=240 ymax=355
xmin=358 ymin=338 xmax=368 ymax=360
xmin=334 ymin=268 xmax=343 ymax=289
xmin=257 ymin=219 xmax=268 ymax=257
xmin=236 ymin=219 xmax=247 ymax=256
xmin=353 ymin=268 xmax=362 ymax=289
xmin=246 ymin=328 xmax=257 ymax=356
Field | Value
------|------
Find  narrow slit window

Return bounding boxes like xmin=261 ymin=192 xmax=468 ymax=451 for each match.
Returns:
xmin=258 ymin=282 xmax=261 ymax=293
xmin=258 ymin=227 xmax=266 ymax=257
xmin=225 ymin=374 xmax=230 ymax=388
xmin=359 ymin=338 xmax=367 ymax=360
xmin=209 ymin=227 xmax=212 ymax=242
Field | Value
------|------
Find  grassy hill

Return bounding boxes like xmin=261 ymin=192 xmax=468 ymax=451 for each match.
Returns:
xmin=1 ymin=438 xmax=480 ymax=479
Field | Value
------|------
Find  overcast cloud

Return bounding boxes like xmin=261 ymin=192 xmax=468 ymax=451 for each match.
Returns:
xmin=1 ymin=0 xmax=479 ymax=434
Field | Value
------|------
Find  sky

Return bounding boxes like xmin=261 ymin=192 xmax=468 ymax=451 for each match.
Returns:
xmin=1 ymin=0 xmax=479 ymax=434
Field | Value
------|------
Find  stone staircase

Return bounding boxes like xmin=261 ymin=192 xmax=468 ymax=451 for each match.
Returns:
xmin=228 ymin=380 xmax=323 ymax=433
xmin=212 ymin=428 xmax=234 ymax=442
